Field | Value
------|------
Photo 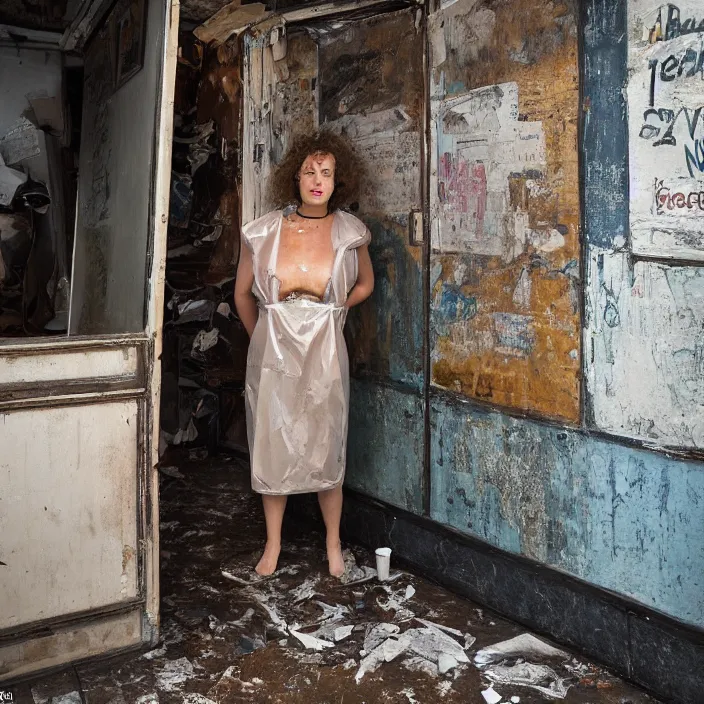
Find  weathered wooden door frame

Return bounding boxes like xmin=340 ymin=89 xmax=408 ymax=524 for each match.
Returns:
xmin=0 ymin=0 xmax=178 ymax=683
xmin=240 ymin=0 xmax=432 ymax=513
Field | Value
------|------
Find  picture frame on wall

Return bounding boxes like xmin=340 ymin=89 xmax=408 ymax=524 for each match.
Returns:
xmin=113 ymin=0 xmax=148 ymax=90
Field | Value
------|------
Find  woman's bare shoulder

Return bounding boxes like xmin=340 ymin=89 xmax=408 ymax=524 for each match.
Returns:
xmin=242 ymin=210 xmax=283 ymax=240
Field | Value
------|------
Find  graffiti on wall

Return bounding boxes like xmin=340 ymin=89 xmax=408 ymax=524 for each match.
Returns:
xmin=429 ymin=0 xmax=581 ymax=422
xmin=628 ymin=1 xmax=704 ymax=258
xmin=586 ymin=0 xmax=704 ymax=451
xmin=586 ymin=248 xmax=704 ymax=450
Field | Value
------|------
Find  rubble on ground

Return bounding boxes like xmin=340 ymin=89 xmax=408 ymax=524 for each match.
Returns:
xmin=16 ymin=454 xmax=658 ymax=704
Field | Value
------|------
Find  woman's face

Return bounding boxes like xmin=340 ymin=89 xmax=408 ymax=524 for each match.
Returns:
xmin=297 ymin=152 xmax=335 ymax=208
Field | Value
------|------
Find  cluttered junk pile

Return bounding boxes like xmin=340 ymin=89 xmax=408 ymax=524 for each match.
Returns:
xmin=0 ymin=45 xmax=76 ymax=337
xmin=159 ymin=33 xmax=249 ymax=457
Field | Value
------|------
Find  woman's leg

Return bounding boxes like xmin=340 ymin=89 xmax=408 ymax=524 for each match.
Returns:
xmin=318 ymin=485 xmax=345 ymax=577
xmin=255 ymin=494 xmax=288 ymax=576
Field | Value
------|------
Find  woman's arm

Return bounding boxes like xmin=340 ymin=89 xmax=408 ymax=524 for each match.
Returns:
xmin=234 ymin=240 xmax=258 ymax=337
xmin=345 ymin=244 xmax=374 ymax=309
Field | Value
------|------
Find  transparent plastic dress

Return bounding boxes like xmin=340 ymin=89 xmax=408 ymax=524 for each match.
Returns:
xmin=241 ymin=209 xmax=371 ymax=495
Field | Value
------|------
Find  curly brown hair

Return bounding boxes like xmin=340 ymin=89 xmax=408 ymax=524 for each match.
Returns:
xmin=268 ymin=130 xmax=364 ymax=211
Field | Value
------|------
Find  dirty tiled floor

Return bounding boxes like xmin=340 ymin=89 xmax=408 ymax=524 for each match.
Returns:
xmin=9 ymin=454 xmax=660 ymax=704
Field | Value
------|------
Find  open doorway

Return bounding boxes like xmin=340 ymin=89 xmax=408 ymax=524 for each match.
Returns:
xmin=0 ymin=0 xmax=176 ymax=680
xmin=158 ymin=1 xmax=426 ymax=473
xmin=0 ymin=29 xmax=82 ymax=336
xmin=0 ymin=0 xmax=166 ymax=339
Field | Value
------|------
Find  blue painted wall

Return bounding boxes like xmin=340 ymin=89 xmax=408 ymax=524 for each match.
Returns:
xmin=582 ymin=0 xmax=629 ymax=251
xmin=336 ymin=12 xmax=428 ymax=514
xmin=430 ymin=394 xmax=704 ymax=626
xmin=346 ymin=217 xmax=424 ymax=390
xmin=347 ymin=379 xmax=424 ymax=514
xmin=347 ymin=0 xmax=704 ymax=630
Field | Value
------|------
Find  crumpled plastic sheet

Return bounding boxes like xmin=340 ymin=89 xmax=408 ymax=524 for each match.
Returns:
xmin=175 ymin=299 xmax=215 ymax=324
xmin=475 ymin=633 xmax=572 ymax=700
xmin=192 ymin=327 xmax=219 ymax=355
xmin=483 ymin=662 xmax=572 ymax=699
xmin=474 ymin=633 xmax=568 ymax=666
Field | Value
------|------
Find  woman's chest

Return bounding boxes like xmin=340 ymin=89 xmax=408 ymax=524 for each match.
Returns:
xmin=276 ymin=228 xmax=335 ymax=298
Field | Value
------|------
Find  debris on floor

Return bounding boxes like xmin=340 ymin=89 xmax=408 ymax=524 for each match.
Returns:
xmin=9 ymin=452 xmax=661 ymax=704
xmin=474 ymin=633 xmax=568 ymax=666
xmin=483 ymin=662 xmax=571 ymax=699
xmin=482 ymin=686 xmax=503 ymax=704
xmin=158 ymin=31 xmax=249 ymax=462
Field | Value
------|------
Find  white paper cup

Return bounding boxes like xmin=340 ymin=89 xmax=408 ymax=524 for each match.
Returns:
xmin=375 ymin=547 xmax=392 ymax=581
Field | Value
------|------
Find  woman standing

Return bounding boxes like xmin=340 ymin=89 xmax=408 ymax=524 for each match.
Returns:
xmin=234 ymin=132 xmax=374 ymax=578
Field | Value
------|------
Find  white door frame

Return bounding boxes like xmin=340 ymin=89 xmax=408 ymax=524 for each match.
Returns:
xmin=0 ymin=0 xmax=179 ymax=682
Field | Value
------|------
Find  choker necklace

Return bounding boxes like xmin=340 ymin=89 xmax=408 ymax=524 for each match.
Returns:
xmin=296 ymin=209 xmax=328 ymax=220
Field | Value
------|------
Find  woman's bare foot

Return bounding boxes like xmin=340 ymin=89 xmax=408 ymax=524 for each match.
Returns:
xmin=327 ymin=540 xmax=345 ymax=578
xmin=255 ymin=541 xmax=281 ymax=576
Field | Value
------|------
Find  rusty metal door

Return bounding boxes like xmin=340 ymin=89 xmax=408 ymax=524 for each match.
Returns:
xmin=0 ymin=0 xmax=178 ymax=682
xmin=241 ymin=1 xmax=429 ymax=513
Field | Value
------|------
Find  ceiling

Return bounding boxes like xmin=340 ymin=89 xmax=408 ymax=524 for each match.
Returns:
xmin=0 ymin=0 xmax=71 ymax=32
xmin=181 ymin=0 xmax=235 ymax=24
xmin=181 ymin=0 xmax=320 ymax=24
xmin=0 ymin=0 xmax=346 ymax=34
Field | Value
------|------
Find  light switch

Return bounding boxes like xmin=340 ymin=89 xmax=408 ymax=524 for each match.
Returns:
xmin=410 ymin=209 xmax=424 ymax=246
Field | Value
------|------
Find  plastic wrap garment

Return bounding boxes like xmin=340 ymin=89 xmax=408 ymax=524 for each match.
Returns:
xmin=241 ymin=209 xmax=371 ymax=495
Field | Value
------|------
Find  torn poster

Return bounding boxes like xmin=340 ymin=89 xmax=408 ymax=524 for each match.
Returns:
xmin=0 ymin=117 xmax=41 ymax=166
xmin=326 ymin=109 xmax=420 ymax=215
xmin=627 ymin=0 xmax=704 ymax=259
xmin=432 ymin=82 xmax=546 ymax=256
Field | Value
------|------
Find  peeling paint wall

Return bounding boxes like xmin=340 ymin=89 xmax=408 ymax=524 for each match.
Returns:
xmin=586 ymin=252 xmax=704 ymax=449
xmin=348 ymin=379 xmax=424 ymax=512
xmin=319 ymin=8 xmax=425 ymax=388
xmin=234 ymin=0 xmax=704 ymax=629
xmin=586 ymin=0 xmax=704 ymax=450
xmin=271 ymin=33 xmax=319 ymax=166
xmin=243 ymin=29 xmax=319 ymax=222
xmin=430 ymin=394 xmax=704 ymax=627
xmin=316 ymin=10 xmax=427 ymax=508
xmin=426 ymin=0 xmax=704 ymax=630
xmin=429 ymin=0 xmax=581 ymax=422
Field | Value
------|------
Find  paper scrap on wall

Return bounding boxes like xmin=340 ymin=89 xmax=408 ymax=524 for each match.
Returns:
xmin=432 ymin=82 xmax=546 ymax=256
xmin=627 ymin=0 xmax=704 ymax=259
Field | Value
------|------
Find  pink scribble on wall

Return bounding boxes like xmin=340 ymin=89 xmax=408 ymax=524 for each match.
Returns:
xmin=438 ymin=152 xmax=487 ymax=234
xmin=469 ymin=162 xmax=487 ymax=235
xmin=455 ymin=158 xmax=469 ymax=212
xmin=439 ymin=152 xmax=452 ymax=204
